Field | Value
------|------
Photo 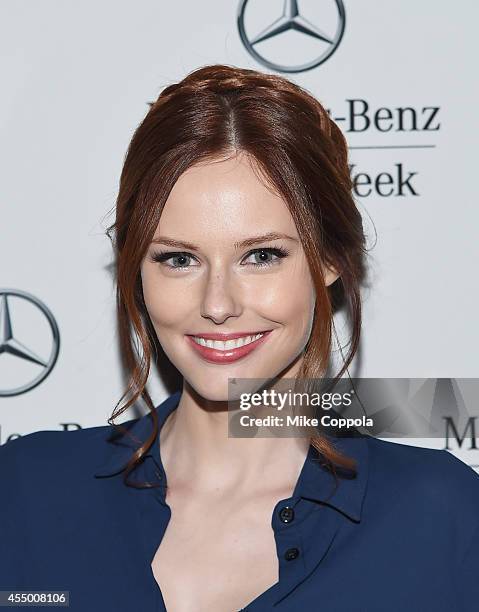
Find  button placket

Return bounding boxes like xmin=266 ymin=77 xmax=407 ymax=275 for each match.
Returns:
xmin=272 ymin=499 xmax=304 ymax=576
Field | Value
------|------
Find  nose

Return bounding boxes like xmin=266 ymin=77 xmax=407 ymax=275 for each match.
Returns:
xmin=200 ymin=268 xmax=242 ymax=325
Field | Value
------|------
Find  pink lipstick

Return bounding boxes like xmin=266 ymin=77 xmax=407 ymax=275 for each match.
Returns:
xmin=185 ymin=330 xmax=272 ymax=364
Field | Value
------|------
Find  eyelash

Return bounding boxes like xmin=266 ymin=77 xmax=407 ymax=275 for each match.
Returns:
xmin=150 ymin=247 xmax=290 ymax=271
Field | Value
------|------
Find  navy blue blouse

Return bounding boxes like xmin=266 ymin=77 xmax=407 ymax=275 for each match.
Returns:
xmin=1 ymin=390 xmax=479 ymax=611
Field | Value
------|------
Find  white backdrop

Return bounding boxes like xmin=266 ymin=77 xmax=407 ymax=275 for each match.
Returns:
xmin=1 ymin=1 xmax=477 ymax=469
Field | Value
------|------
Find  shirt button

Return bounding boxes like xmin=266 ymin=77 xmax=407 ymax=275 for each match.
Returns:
xmin=279 ymin=506 xmax=295 ymax=523
xmin=284 ymin=547 xmax=300 ymax=561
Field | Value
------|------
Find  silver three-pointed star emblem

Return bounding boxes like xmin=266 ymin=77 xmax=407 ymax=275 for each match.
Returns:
xmin=237 ymin=0 xmax=346 ymax=73
xmin=0 ymin=289 xmax=60 ymax=396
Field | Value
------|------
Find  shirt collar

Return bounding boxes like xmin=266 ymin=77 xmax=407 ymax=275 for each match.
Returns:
xmin=93 ymin=391 xmax=369 ymax=522
xmin=93 ymin=391 xmax=181 ymax=479
xmin=291 ymin=435 xmax=369 ymax=521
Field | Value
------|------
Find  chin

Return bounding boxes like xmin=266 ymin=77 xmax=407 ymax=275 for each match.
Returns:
xmin=184 ymin=361 xmax=291 ymax=404
xmin=185 ymin=377 xmax=232 ymax=403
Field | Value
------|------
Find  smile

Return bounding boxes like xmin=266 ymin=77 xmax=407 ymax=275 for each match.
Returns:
xmin=185 ymin=331 xmax=272 ymax=364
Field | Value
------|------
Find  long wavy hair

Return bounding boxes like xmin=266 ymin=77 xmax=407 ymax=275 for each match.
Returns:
xmin=105 ymin=64 xmax=368 ymax=488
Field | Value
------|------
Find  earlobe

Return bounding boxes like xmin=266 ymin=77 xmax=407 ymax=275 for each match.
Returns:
xmin=323 ymin=265 xmax=340 ymax=287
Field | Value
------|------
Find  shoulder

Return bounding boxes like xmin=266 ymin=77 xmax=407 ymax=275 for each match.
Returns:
xmin=0 ymin=421 xmax=111 ymax=457
xmin=364 ymin=436 xmax=479 ymax=528
xmin=0 ymin=421 xmax=119 ymax=488
xmin=365 ymin=435 xmax=479 ymax=486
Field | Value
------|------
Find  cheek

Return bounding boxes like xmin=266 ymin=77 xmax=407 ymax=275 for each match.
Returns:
xmin=253 ymin=268 xmax=315 ymax=327
xmin=141 ymin=269 xmax=192 ymax=330
xmin=282 ymin=290 xmax=316 ymax=344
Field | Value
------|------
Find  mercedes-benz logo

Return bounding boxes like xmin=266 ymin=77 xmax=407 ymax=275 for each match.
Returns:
xmin=237 ymin=0 xmax=346 ymax=73
xmin=0 ymin=289 xmax=60 ymax=396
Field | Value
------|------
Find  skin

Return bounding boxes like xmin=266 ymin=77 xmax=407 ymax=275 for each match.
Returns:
xmin=140 ymin=152 xmax=339 ymax=612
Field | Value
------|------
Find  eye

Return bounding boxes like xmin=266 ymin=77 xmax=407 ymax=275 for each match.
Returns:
xmin=149 ymin=246 xmax=290 ymax=271
xmin=242 ymin=247 xmax=290 ymax=267
xmin=150 ymin=251 xmax=199 ymax=270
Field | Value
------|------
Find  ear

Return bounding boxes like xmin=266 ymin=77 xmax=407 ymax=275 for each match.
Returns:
xmin=322 ymin=263 xmax=340 ymax=287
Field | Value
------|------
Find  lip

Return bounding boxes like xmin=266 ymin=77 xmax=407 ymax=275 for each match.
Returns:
xmin=185 ymin=330 xmax=273 ymax=364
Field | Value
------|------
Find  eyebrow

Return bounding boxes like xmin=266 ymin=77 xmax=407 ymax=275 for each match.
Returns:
xmin=150 ymin=232 xmax=299 ymax=250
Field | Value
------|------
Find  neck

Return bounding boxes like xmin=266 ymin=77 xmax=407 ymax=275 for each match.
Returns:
xmin=159 ymin=382 xmax=311 ymax=497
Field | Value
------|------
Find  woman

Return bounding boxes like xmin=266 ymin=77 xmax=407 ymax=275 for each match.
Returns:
xmin=1 ymin=64 xmax=478 ymax=612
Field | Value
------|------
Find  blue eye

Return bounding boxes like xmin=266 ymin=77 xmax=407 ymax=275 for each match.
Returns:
xmin=150 ymin=252 xmax=198 ymax=269
xmin=150 ymin=246 xmax=290 ymax=270
xmin=242 ymin=247 xmax=290 ymax=267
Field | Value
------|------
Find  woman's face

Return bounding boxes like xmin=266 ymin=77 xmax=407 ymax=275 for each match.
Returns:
xmin=140 ymin=153 xmax=337 ymax=401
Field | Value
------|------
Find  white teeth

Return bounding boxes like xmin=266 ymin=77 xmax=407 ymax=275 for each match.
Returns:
xmin=192 ymin=333 xmax=265 ymax=351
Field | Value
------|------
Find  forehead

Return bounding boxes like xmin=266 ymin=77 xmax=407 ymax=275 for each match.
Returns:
xmin=157 ymin=154 xmax=297 ymax=237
